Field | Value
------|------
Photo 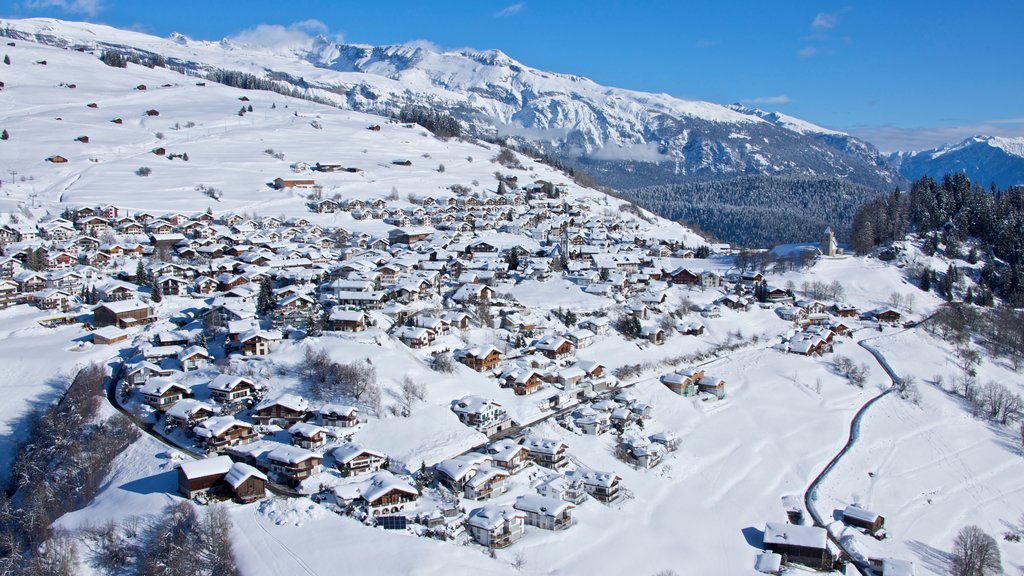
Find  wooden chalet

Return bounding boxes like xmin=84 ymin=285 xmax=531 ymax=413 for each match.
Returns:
xmin=332 ymin=443 xmax=387 ymax=478
xmin=178 ymin=456 xmax=267 ymax=502
xmin=763 ymin=522 xmax=833 ymax=571
xmin=460 ymin=346 xmax=502 ymax=372
xmin=253 ymin=394 xmax=309 ymax=427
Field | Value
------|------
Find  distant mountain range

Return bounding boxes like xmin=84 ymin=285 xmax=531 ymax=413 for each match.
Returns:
xmin=888 ymin=135 xmax=1024 ymax=188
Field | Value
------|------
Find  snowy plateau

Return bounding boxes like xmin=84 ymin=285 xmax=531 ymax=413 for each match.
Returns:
xmin=0 ymin=18 xmax=1021 ymax=576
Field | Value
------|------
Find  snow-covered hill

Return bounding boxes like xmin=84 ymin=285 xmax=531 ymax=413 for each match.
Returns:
xmin=889 ymin=135 xmax=1024 ymax=188
xmin=0 ymin=17 xmax=900 ymax=191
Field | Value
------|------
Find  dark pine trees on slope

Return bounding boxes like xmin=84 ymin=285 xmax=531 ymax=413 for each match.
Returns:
xmin=850 ymin=173 xmax=1024 ymax=306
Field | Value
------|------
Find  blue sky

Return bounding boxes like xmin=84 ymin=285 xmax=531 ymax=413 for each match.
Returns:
xmin=4 ymin=0 xmax=1024 ymax=151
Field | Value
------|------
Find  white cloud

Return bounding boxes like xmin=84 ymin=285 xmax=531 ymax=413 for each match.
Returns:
xmin=588 ymin=142 xmax=666 ymax=163
xmin=228 ymin=20 xmax=336 ymax=51
xmin=403 ymin=39 xmax=441 ymax=53
xmin=22 ymin=0 xmax=101 ymax=17
xmin=811 ymin=12 xmax=838 ymax=30
xmin=742 ymin=95 xmax=791 ymax=106
xmin=847 ymin=120 xmax=1024 ymax=153
xmin=496 ymin=3 xmax=524 ymax=17
xmin=797 ymin=46 xmax=817 ymax=58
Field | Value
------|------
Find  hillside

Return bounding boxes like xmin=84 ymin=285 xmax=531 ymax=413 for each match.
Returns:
xmin=0 ymin=18 xmax=906 ymax=246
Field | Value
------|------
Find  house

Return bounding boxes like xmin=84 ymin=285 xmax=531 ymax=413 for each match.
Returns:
xmin=177 ymin=455 xmax=233 ymax=499
xmin=93 ymin=299 xmax=153 ymax=328
xmin=273 ymin=178 xmax=316 ymax=190
xmin=535 ymin=336 xmax=573 ymax=360
xmin=165 ymin=399 xmax=214 ymax=431
xmin=332 ymin=443 xmax=387 ymax=477
xmin=451 ymin=396 xmax=513 ymax=437
xmin=762 ymin=522 xmax=833 ymax=571
xmin=536 ymin=474 xmax=588 ymax=504
xmin=253 ymin=394 xmax=309 ymax=427
xmin=320 ymin=404 xmax=359 ymax=428
xmin=91 ymin=325 xmax=128 ymax=345
xmin=334 ymin=471 xmax=419 ymax=517
xmin=139 ymin=378 xmax=189 ymax=411
xmin=177 ymin=456 xmax=267 ymax=502
xmin=568 ymin=470 xmax=622 ymax=503
xmin=207 ymin=374 xmax=257 ymax=404
xmin=842 ymin=505 xmax=885 ymax=534
xmin=193 ymin=416 xmax=257 ymax=451
xmin=486 ymin=439 xmax=530 ymax=473
xmin=267 ymin=445 xmax=322 ymax=485
xmin=238 ymin=329 xmax=282 ymax=356
xmin=460 ymin=345 xmax=502 ymax=372
xmin=514 ymin=495 xmax=575 ymax=530
xmin=873 ymin=308 xmax=902 ymax=324
xmin=289 ymin=422 xmax=328 ymax=450
xmin=177 ymin=345 xmax=212 ymax=372
xmin=464 ymin=466 xmax=510 ymax=500
xmin=435 ymin=453 xmax=493 ymax=492
xmin=466 ymin=505 xmax=526 ymax=549
xmin=123 ymin=360 xmax=166 ymax=386
xmin=696 ymin=374 xmax=726 ymax=399
xmin=867 ymin=558 xmax=916 ymax=576
xmin=521 ymin=437 xmax=569 ymax=470
xmin=327 ymin=309 xmax=369 ymax=332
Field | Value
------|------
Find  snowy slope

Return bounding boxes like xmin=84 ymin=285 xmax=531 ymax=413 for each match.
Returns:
xmin=889 ymin=135 xmax=1024 ymax=187
xmin=0 ymin=17 xmax=900 ymax=190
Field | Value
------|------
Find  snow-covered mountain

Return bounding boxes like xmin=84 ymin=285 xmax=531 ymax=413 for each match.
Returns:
xmin=0 ymin=18 xmax=900 ymax=191
xmin=889 ymin=135 xmax=1024 ymax=188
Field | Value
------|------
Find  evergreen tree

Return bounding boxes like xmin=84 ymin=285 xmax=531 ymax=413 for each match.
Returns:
xmin=3 ymin=55 xmax=9 ymax=65
xmin=0 ymin=129 xmax=8 ymax=140
xmin=150 ymin=278 xmax=162 ymax=303
xmin=256 ymin=277 xmax=275 ymax=315
xmin=505 ymin=249 xmax=520 ymax=271
xmin=564 ymin=309 xmax=578 ymax=327
xmin=134 ymin=259 xmax=147 ymax=285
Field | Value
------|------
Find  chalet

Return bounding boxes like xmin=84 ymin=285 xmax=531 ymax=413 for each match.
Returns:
xmin=334 ymin=472 xmax=419 ymax=517
xmin=165 ymin=399 xmax=214 ymax=431
xmin=267 ymin=445 xmax=322 ymax=485
xmin=436 ymin=453 xmax=493 ymax=492
xmin=47 ymin=155 xmax=68 ymax=163
xmin=93 ymin=299 xmax=153 ymax=328
xmin=139 ymin=378 xmax=189 ymax=411
xmin=31 ymin=289 xmax=71 ymax=312
xmin=465 ymin=466 xmax=510 ymax=500
xmin=123 ymin=360 xmax=166 ymax=386
xmin=873 ymin=308 xmax=902 ymax=324
xmin=639 ymin=325 xmax=665 ymax=345
xmin=320 ymin=404 xmax=359 ymax=428
xmin=660 ymin=367 xmax=704 ymax=396
xmin=178 ymin=456 xmax=267 ymax=502
xmin=314 ymin=199 xmax=339 ymax=213
xmin=535 ymin=336 xmax=573 ymax=360
xmin=177 ymin=345 xmax=212 ymax=372
xmin=327 ymin=309 xmax=369 ymax=332
xmin=452 ymin=395 xmax=513 ymax=437
xmin=460 ymin=345 xmax=502 ymax=372
xmin=569 ymin=470 xmax=622 ymax=503
xmin=763 ymin=522 xmax=833 ymax=571
xmin=332 ymin=443 xmax=387 ymax=477
xmin=193 ymin=416 xmax=257 ymax=451
xmin=253 ymin=394 xmax=309 ymax=427
xmin=486 ymin=440 xmax=530 ymax=473
xmin=394 ymin=325 xmax=433 ymax=349
xmin=207 ymin=374 xmax=256 ymax=404
xmin=514 ymin=495 xmax=575 ymax=531
xmin=536 ymin=474 xmax=588 ymax=504
xmin=696 ymin=374 xmax=726 ymax=399
xmin=521 ymin=437 xmax=569 ymax=469
xmin=91 ymin=325 xmax=128 ymax=345
xmin=237 ymin=329 xmax=282 ymax=356
xmin=273 ymin=178 xmax=316 ymax=190
xmin=0 ymin=279 xmax=21 ymax=308
xmin=842 ymin=505 xmax=885 ymax=534
xmin=467 ymin=505 xmax=526 ymax=549
xmin=289 ymin=422 xmax=328 ymax=450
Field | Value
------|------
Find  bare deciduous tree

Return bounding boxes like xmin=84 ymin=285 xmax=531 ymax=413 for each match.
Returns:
xmin=950 ymin=525 xmax=1002 ymax=576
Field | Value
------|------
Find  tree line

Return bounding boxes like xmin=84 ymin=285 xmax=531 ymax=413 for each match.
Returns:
xmin=850 ymin=173 xmax=1024 ymax=306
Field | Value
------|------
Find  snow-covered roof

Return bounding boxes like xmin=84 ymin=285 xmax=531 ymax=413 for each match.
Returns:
xmin=225 ymin=462 xmax=267 ymax=488
xmin=179 ymin=455 xmax=233 ymax=480
xmin=207 ymin=374 xmax=254 ymax=393
xmin=139 ymin=377 xmax=188 ymax=396
xmin=843 ymin=505 xmax=880 ymax=524
xmin=257 ymin=393 xmax=309 ymax=413
xmin=331 ymin=443 xmax=385 ymax=465
xmin=466 ymin=504 xmax=525 ymax=530
xmin=268 ymin=444 xmax=320 ymax=465
xmin=763 ymin=522 xmax=827 ymax=549
xmin=193 ymin=415 xmax=251 ymax=438
xmin=513 ymin=494 xmax=573 ymax=516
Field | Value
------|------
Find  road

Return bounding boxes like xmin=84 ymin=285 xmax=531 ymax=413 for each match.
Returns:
xmin=801 ymin=333 xmax=906 ymax=575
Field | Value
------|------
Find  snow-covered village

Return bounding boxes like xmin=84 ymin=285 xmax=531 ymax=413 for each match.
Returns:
xmin=1 ymin=8 xmax=1023 ymax=576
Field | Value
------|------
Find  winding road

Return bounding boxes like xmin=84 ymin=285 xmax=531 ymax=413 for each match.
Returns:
xmin=802 ymin=333 xmax=906 ymax=575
